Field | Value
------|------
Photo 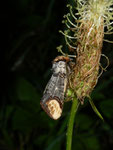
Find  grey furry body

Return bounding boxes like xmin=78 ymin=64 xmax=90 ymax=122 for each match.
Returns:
xmin=41 ymin=61 xmax=68 ymax=107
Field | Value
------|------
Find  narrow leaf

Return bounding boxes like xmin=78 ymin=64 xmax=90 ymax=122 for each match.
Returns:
xmin=88 ymin=96 xmax=104 ymax=121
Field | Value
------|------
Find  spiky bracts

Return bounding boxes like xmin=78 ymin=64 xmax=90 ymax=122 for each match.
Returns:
xmin=60 ymin=0 xmax=113 ymax=104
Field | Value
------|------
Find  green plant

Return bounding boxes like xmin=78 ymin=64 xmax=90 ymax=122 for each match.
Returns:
xmin=59 ymin=0 xmax=113 ymax=149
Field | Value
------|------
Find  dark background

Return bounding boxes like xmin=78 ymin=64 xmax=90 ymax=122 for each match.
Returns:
xmin=0 ymin=0 xmax=113 ymax=150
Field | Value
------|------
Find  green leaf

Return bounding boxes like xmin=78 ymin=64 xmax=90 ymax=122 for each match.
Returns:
xmin=12 ymin=107 xmax=35 ymax=132
xmin=88 ymin=96 xmax=104 ymax=121
xmin=16 ymin=77 xmax=40 ymax=102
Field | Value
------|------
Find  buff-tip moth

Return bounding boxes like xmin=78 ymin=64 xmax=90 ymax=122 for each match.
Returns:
xmin=40 ymin=56 xmax=71 ymax=120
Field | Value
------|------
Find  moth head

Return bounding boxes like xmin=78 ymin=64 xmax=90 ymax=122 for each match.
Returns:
xmin=53 ymin=56 xmax=70 ymax=62
xmin=46 ymin=99 xmax=62 ymax=120
xmin=52 ymin=61 xmax=66 ymax=74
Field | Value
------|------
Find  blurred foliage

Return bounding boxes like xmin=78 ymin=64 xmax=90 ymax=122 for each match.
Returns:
xmin=0 ymin=0 xmax=113 ymax=150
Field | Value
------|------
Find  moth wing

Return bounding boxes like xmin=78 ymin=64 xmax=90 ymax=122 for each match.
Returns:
xmin=40 ymin=74 xmax=56 ymax=106
xmin=52 ymin=74 xmax=66 ymax=101
xmin=40 ymin=73 xmax=67 ymax=120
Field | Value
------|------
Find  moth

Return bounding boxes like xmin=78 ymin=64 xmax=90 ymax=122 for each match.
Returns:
xmin=40 ymin=56 xmax=70 ymax=120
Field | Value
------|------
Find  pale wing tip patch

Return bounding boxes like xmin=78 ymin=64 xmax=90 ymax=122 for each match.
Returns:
xmin=46 ymin=99 xmax=62 ymax=120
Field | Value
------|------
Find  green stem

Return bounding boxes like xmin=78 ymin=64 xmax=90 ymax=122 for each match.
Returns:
xmin=66 ymin=96 xmax=79 ymax=150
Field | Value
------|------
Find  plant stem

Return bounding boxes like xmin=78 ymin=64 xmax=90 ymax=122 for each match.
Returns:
xmin=66 ymin=96 xmax=79 ymax=150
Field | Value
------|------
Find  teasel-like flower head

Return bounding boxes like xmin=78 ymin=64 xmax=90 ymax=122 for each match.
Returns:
xmin=60 ymin=0 xmax=113 ymax=105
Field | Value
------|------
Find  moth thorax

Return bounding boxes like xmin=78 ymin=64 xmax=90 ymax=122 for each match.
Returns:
xmin=53 ymin=61 xmax=66 ymax=74
xmin=46 ymin=99 xmax=62 ymax=120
